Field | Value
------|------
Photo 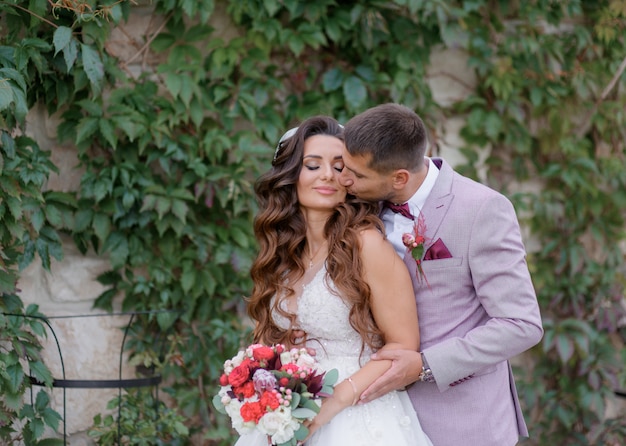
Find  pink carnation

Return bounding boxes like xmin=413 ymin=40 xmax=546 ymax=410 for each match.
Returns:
xmin=253 ymin=368 xmax=277 ymax=393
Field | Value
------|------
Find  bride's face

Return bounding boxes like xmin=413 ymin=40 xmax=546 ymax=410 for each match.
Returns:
xmin=296 ymin=134 xmax=347 ymax=213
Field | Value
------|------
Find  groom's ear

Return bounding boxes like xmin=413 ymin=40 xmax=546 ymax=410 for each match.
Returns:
xmin=391 ymin=169 xmax=410 ymax=190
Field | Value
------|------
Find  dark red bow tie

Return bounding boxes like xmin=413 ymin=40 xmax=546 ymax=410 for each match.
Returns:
xmin=383 ymin=201 xmax=414 ymax=220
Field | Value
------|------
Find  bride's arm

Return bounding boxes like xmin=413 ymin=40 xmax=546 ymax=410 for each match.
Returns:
xmin=305 ymin=229 xmax=419 ymax=435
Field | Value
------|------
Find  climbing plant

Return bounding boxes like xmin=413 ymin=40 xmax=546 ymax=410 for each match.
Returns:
xmin=1 ymin=0 xmax=625 ymax=445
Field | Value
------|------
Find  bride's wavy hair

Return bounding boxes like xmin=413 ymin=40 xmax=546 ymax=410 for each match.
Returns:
xmin=247 ymin=115 xmax=385 ymax=356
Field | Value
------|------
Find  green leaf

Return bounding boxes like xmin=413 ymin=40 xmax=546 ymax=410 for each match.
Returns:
xmin=181 ymin=265 xmax=196 ymax=293
xmin=28 ymin=416 xmax=45 ymax=439
xmin=74 ymin=208 xmax=93 ymax=232
xmin=7 ymin=81 xmax=28 ymax=122
xmin=165 ymin=72 xmax=182 ymax=98
xmin=2 ymin=390 xmax=23 ymax=411
xmin=34 ymin=387 xmax=50 ymax=411
xmin=484 ymin=112 xmax=502 ymax=139
xmin=75 ymin=117 xmax=99 ymax=145
xmin=322 ymin=368 xmax=338 ymax=386
xmin=0 ymin=269 xmax=18 ymax=293
xmin=103 ymin=232 xmax=129 ymax=267
xmin=322 ymin=68 xmax=343 ymax=92
xmin=263 ymin=0 xmax=280 ymax=16
xmin=0 ymin=78 xmax=14 ymax=111
xmin=98 ymin=119 xmax=117 ymax=149
xmin=156 ymin=310 xmax=177 ymax=330
xmin=555 ymin=333 xmax=574 ymax=363
xmin=230 ymin=226 xmax=249 ymax=248
xmin=92 ymin=213 xmax=111 ymax=242
xmin=81 ymin=44 xmax=104 ymax=95
xmin=53 ymin=26 xmax=72 ymax=56
xmin=1 ymin=130 xmax=16 ymax=157
xmin=36 ymin=438 xmax=65 ymax=446
xmin=6 ymin=363 xmax=25 ymax=393
xmin=29 ymin=361 xmax=53 ymax=387
xmin=185 ymin=24 xmax=214 ymax=43
xmin=294 ymin=424 xmax=309 ymax=440
xmin=289 ymin=391 xmax=301 ymax=409
xmin=212 ymin=394 xmax=226 ymax=414
xmin=44 ymin=204 xmax=63 ymax=228
xmin=63 ymin=39 xmax=78 ymax=72
xmin=342 ymin=76 xmax=367 ymax=110
xmin=291 ymin=407 xmax=317 ymax=419
xmin=287 ymin=35 xmax=304 ymax=56
xmin=151 ymin=34 xmax=177 ymax=52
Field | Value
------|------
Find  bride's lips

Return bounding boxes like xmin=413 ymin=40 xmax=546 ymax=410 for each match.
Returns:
xmin=314 ymin=187 xmax=339 ymax=195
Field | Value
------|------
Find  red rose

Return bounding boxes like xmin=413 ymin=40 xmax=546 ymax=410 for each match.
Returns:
xmin=260 ymin=390 xmax=280 ymax=410
xmin=279 ymin=377 xmax=290 ymax=387
xmin=240 ymin=401 xmax=265 ymax=423
xmin=234 ymin=381 xmax=256 ymax=399
xmin=241 ymin=357 xmax=260 ymax=370
xmin=219 ymin=374 xmax=229 ymax=386
xmin=275 ymin=344 xmax=284 ymax=354
xmin=228 ymin=364 xmax=250 ymax=387
xmin=280 ymin=363 xmax=300 ymax=374
xmin=252 ymin=346 xmax=275 ymax=361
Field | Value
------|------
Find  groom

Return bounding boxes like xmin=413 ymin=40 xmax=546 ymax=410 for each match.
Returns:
xmin=339 ymin=103 xmax=543 ymax=446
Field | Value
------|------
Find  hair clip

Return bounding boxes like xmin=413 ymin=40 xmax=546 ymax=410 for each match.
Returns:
xmin=272 ymin=123 xmax=344 ymax=162
xmin=273 ymin=127 xmax=298 ymax=161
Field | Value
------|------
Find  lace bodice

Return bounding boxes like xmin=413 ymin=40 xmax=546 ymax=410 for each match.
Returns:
xmin=273 ymin=265 xmax=373 ymax=379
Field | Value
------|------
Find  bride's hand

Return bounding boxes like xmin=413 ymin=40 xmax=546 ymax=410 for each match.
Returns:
xmin=301 ymin=392 xmax=348 ymax=442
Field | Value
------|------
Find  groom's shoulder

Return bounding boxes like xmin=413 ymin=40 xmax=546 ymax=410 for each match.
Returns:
xmin=434 ymin=157 xmax=509 ymax=203
xmin=448 ymin=168 xmax=504 ymax=199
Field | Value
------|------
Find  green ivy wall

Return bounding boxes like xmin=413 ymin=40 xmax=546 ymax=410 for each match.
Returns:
xmin=1 ymin=0 xmax=625 ymax=445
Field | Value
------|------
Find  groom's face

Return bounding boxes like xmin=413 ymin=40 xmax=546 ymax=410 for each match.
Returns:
xmin=339 ymin=150 xmax=395 ymax=201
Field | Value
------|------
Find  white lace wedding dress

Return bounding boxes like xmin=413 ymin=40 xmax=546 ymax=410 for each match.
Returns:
xmin=234 ymin=265 xmax=433 ymax=446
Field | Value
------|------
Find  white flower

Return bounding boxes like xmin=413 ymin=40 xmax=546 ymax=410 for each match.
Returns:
xmin=279 ymin=351 xmax=294 ymax=366
xmin=218 ymin=386 xmax=231 ymax=403
xmin=257 ymin=406 xmax=300 ymax=445
xmin=295 ymin=352 xmax=316 ymax=370
xmin=223 ymin=398 xmax=254 ymax=436
xmin=245 ymin=343 xmax=263 ymax=357
xmin=225 ymin=350 xmax=246 ymax=373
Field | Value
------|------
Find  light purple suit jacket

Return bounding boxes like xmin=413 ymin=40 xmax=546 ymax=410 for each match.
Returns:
xmin=405 ymin=158 xmax=543 ymax=446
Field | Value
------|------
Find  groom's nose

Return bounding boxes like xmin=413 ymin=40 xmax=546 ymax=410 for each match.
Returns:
xmin=339 ymin=169 xmax=354 ymax=187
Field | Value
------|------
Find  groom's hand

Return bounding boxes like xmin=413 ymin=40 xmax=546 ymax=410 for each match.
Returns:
xmin=359 ymin=349 xmax=423 ymax=403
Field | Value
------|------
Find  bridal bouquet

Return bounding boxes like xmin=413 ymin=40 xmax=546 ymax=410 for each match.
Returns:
xmin=213 ymin=343 xmax=338 ymax=445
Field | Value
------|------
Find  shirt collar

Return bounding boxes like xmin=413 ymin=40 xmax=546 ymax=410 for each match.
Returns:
xmin=407 ymin=157 xmax=438 ymax=216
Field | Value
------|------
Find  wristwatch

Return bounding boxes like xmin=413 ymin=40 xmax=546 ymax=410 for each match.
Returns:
xmin=418 ymin=352 xmax=435 ymax=383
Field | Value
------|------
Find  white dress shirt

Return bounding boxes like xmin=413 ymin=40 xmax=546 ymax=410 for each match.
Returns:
xmin=382 ymin=157 xmax=439 ymax=256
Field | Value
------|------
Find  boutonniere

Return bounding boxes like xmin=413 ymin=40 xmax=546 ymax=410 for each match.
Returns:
xmin=402 ymin=212 xmax=430 ymax=287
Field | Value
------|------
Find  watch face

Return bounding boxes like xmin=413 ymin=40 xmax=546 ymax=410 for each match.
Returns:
xmin=420 ymin=368 xmax=435 ymax=383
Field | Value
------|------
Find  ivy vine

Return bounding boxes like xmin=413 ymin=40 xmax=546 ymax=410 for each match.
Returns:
xmin=1 ymin=0 xmax=625 ymax=445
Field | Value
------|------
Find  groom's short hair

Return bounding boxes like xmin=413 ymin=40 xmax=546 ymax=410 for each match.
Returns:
xmin=344 ymin=103 xmax=428 ymax=173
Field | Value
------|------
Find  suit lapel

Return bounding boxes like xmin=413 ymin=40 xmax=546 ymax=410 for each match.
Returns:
xmin=421 ymin=158 xmax=454 ymax=251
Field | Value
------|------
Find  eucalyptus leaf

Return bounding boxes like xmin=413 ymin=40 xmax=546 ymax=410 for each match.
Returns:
xmin=291 ymin=407 xmax=318 ymax=419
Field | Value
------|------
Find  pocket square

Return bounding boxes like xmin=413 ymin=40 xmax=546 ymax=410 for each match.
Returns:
xmin=423 ymin=238 xmax=452 ymax=260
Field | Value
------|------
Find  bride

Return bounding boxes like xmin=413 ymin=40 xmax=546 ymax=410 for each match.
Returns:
xmin=236 ymin=116 xmax=432 ymax=446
